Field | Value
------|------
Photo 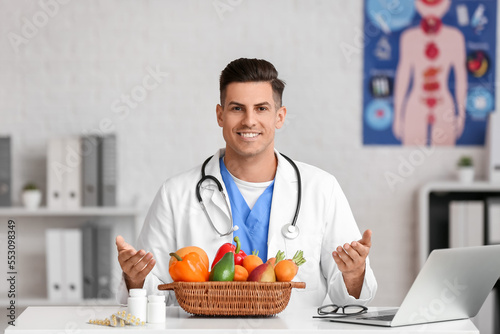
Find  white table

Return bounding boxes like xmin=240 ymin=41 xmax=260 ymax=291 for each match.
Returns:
xmin=4 ymin=306 xmax=479 ymax=334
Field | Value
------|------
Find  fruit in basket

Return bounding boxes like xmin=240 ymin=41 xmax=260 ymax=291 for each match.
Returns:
xmin=209 ymin=251 xmax=235 ymax=281
xmin=265 ymin=250 xmax=285 ymax=268
xmin=242 ymin=250 xmax=263 ymax=275
xmin=169 ymin=246 xmax=209 ymax=269
xmin=211 ymin=236 xmax=247 ymax=269
xmin=247 ymin=263 xmax=276 ymax=282
xmin=233 ymin=265 xmax=249 ymax=281
xmin=168 ymin=252 xmax=209 ymax=282
xmin=274 ymin=250 xmax=306 ymax=282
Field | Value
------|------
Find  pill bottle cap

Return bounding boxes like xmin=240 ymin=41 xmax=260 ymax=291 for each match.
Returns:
xmin=129 ymin=288 xmax=147 ymax=297
xmin=148 ymin=295 xmax=165 ymax=303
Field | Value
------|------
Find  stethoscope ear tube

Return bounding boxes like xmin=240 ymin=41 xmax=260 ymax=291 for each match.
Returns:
xmin=197 ymin=153 xmax=302 ymax=239
xmin=279 ymin=154 xmax=302 ymax=239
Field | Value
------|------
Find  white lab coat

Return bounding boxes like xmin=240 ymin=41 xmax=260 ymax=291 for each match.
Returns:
xmin=118 ymin=148 xmax=377 ymax=307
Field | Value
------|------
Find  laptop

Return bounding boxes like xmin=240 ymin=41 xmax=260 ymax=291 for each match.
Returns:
xmin=328 ymin=245 xmax=500 ymax=327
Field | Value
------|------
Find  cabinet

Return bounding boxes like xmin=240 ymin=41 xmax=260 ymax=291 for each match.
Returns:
xmin=0 ymin=207 xmax=142 ymax=306
xmin=418 ymin=181 xmax=500 ymax=333
xmin=418 ymin=181 xmax=500 ymax=266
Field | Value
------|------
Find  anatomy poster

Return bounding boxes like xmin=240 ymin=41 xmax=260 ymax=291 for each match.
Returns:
xmin=363 ymin=0 xmax=497 ymax=146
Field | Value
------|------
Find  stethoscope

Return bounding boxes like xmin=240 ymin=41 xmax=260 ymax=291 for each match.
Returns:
xmin=195 ymin=153 xmax=302 ymax=240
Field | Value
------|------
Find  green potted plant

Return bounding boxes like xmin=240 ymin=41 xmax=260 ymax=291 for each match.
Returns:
xmin=22 ymin=182 xmax=42 ymax=210
xmin=456 ymin=156 xmax=474 ymax=183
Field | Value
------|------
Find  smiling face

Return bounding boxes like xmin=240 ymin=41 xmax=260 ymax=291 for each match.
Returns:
xmin=216 ymin=81 xmax=286 ymax=161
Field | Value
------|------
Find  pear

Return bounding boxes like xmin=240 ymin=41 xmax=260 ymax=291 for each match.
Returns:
xmin=246 ymin=263 xmax=276 ymax=282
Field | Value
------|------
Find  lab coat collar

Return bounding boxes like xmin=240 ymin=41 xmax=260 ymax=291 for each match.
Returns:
xmin=202 ymin=149 xmax=231 ymax=220
xmin=268 ymin=151 xmax=299 ymax=253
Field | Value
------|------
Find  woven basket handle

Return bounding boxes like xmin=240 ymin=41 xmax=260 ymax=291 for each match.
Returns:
xmin=158 ymin=283 xmax=175 ymax=291
xmin=290 ymin=282 xmax=306 ymax=289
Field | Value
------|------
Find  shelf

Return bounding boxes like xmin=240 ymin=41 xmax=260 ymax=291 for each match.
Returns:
xmin=0 ymin=298 xmax=119 ymax=307
xmin=420 ymin=181 xmax=500 ymax=193
xmin=0 ymin=207 xmax=140 ymax=217
xmin=419 ymin=180 xmax=500 ymax=268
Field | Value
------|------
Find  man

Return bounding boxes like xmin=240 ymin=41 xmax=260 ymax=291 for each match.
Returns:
xmin=116 ymin=58 xmax=377 ymax=306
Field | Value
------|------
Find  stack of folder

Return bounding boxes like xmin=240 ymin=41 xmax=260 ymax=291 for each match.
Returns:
xmin=0 ymin=137 xmax=11 ymax=207
xmin=47 ymin=135 xmax=116 ymax=209
xmin=46 ymin=224 xmax=113 ymax=301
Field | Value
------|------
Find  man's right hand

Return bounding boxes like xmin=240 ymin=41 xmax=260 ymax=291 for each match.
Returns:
xmin=116 ymin=235 xmax=156 ymax=290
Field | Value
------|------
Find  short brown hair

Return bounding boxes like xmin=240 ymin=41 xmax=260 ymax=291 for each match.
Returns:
xmin=219 ymin=58 xmax=286 ymax=108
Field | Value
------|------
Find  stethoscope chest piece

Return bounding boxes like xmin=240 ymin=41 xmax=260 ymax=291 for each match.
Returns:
xmin=282 ymin=223 xmax=300 ymax=240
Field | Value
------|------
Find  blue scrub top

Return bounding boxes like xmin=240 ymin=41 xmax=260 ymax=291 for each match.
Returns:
xmin=220 ymin=158 xmax=274 ymax=262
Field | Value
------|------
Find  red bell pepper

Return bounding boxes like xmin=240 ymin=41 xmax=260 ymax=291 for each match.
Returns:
xmin=211 ymin=236 xmax=247 ymax=269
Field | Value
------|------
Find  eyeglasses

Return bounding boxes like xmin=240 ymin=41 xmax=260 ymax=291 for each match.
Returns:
xmin=317 ymin=304 xmax=368 ymax=316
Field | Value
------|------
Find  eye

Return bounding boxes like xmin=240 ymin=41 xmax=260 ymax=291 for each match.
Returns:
xmin=231 ymin=106 xmax=242 ymax=111
xmin=258 ymin=107 xmax=268 ymax=111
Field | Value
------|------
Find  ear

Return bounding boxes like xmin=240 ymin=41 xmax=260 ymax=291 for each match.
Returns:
xmin=275 ymin=106 xmax=287 ymax=129
xmin=216 ymin=104 xmax=224 ymax=127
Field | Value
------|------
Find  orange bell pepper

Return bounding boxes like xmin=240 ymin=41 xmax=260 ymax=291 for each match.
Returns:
xmin=169 ymin=252 xmax=209 ymax=282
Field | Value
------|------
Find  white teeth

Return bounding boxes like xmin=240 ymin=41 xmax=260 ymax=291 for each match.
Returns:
xmin=240 ymin=133 xmax=259 ymax=138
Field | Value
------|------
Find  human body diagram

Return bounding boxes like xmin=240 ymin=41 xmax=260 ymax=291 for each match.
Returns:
xmin=393 ymin=0 xmax=467 ymax=146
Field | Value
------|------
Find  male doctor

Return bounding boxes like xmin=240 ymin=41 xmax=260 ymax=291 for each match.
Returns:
xmin=116 ymin=58 xmax=377 ymax=306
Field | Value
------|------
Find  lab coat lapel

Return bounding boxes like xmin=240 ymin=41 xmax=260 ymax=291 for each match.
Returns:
xmin=268 ymin=150 xmax=298 ymax=255
xmin=202 ymin=149 xmax=232 ymax=221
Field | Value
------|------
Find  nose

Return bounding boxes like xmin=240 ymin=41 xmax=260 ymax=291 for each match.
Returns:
xmin=241 ymin=110 xmax=257 ymax=128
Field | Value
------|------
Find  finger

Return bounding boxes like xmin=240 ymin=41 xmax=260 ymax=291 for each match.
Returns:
xmin=335 ymin=245 xmax=354 ymax=266
xmin=358 ymin=229 xmax=372 ymax=248
xmin=117 ymin=248 xmax=139 ymax=265
xmin=343 ymin=243 xmax=362 ymax=263
xmin=127 ymin=252 xmax=155 ymax=278
xmin=332 ymin=251 xmax=347 ymax=271
xmin=133 ymin=258 xmax=156 ymax=282
xmin=350 ymin=240 xmax=370 ymax=258
xmin=121 ymin=249 xmax=148 ymax=274
xmin=116 ymin=235 xmax=132 ymax=251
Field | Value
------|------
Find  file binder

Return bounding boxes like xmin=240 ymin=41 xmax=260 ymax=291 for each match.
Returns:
xmin=96 ymin=225 xmax=112 ymax=299
xmin=100 ymin=135 xmax=116 ymax=206
xmin=449 ymin=201 xmax=484 ymax=248
xmin=486 ymin=197 xmax=500 ymax=245
xmin=63 ymin=229 xmax=83 ymax=301
xmin=47 ymin=137 xmax=83 ymax=209
xmin=47 ymin=138 xmax=65 ymax=210
xmin=82 ymin=136 xmax=100 ymax=207
xmin=46 ymin=229 xmax=64 ymax=301
xmin=81 ymin=224 xmax=97 ymax=299
xmin=0 ymin=137 xmax=11 ymax=206
xmin=64 ymin=137 xmax=82 ymax=210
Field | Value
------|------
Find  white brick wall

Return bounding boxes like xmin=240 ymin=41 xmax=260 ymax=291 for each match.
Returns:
xmin=0 ymin=0 xmax=488 ymax=307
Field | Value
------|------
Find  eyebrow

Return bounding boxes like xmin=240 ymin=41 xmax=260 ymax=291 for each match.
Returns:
xmin=227 ymin=101 xmax=272 ymax=107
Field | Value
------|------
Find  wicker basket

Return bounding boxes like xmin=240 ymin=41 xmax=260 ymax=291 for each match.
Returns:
xmin=158 ymin=281 xmax=306 ymax=316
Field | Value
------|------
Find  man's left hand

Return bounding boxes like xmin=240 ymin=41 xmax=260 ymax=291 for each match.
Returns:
xmin=332 ymin=229 xmax=372 ymax=298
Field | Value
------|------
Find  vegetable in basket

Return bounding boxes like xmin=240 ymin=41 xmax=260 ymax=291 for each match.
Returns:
xmin=169 ymin=252 xmax=209 ymax=282
xmin=265 ymin=250 xmax=285 ymax=268
xmin=209 ymin=251 xmax=235 ymax=281
xmin=242 ymin=250 xmax=263 ymax=275
xmin=168 ymin=246 xmax=209 ymax=269
xmin=274 ymin=250 xmax=306 ymax=282
xmin=234 ymin=265 xmax=249 ymax=281
xmin=211 ymin=236 xmax=247 ymax=269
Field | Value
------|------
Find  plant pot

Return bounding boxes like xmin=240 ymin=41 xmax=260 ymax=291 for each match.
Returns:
xmin=22 ymin=190 xmax=42 ymax=210
xmin=457 ymin=167 xmax=475 ymax=183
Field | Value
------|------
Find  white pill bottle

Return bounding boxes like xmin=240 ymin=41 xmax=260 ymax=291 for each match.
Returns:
xmin=127 ymin=288 xmax=147 ymax=322
xmin=147 ymin=295 xmax=166 ymax=324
